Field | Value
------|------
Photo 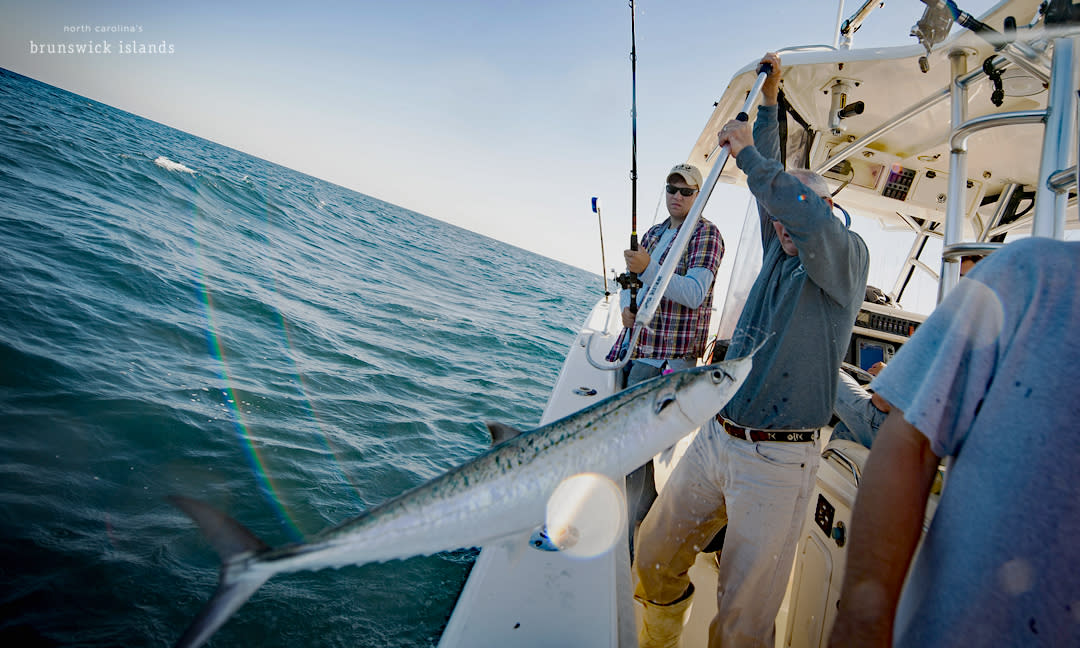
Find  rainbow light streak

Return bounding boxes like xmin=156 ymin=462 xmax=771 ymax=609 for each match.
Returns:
xmin=190 ymin=199 xmax=304 ymax=542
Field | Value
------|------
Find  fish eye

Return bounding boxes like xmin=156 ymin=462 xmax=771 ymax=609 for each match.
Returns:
xmin=710 ymin=369 xmax=732 ymax=384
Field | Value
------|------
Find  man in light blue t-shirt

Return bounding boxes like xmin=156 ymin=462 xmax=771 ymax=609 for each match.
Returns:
xmin=830 ymin=237 xmax=1080 ymax=647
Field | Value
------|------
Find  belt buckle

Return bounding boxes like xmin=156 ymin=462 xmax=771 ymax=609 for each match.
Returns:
xmin=722 ymin=418 xmax=753 ymax=442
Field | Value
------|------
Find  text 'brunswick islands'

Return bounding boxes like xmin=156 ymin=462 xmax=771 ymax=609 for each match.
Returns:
xmin=29 ymin=40 xmax=175 ymax=55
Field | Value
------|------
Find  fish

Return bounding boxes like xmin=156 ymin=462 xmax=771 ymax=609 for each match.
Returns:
xmin=168 ymin=354 xmax=753 ymax=647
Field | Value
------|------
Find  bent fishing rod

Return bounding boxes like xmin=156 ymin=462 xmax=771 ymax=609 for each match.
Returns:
xmin=586 ymin=60 xmax=774 ymax=372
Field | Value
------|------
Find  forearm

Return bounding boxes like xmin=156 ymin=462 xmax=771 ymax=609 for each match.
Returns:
xmin=752 ymin=104 xmax=781 ymax=163
xmin=639 ymin=263 xmax=713 ymax=309
xmin=828 ymin=409 xmax=940 ymax=647
xmin=735 ymin=145 xmax=781 ymax=249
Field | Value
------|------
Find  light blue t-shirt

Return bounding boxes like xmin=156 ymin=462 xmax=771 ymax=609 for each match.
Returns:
xmin=871 ymin=237 xmax=1080 ymax=647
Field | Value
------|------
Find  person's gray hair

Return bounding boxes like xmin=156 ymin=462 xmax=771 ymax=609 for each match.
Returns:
xmin=788 ymin=169 xmax=831 ymax=200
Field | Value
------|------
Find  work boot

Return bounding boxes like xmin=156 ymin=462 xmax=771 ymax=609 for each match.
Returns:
xmin=637 ymin=584 xmax=694 ymax=648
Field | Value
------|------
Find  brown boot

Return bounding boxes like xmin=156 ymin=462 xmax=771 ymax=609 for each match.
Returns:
xmin=637 ymin=584 xmax=694 ymax=648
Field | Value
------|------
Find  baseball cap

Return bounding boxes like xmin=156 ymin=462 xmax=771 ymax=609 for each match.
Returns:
xmin=666 ymin=163 xmax=703 ymax=189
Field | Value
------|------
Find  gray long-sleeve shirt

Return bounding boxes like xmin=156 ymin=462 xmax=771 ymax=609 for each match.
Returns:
xmin=719 ymin=104 xmax=869 ymax=430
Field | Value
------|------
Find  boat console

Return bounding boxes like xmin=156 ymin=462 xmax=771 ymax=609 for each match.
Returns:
xmin=844 ymin=301 xmax=927 ymax=373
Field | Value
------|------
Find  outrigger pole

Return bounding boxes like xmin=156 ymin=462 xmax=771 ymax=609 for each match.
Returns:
xmin=614 ymin=0 xmax=643 ymax=314
xmin=591 ymin=197 xmax=610 ymax=297
xmin=586 ymin=60 xmax=774 ymax=371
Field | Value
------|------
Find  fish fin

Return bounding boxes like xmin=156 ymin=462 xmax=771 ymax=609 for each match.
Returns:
xmin=172 ymin=572 xmax=270 ymax=648
xmin=169 ymin=495 xmax=274 ymax=648
xmin=485 ymin=421 xmax=524 ymax=445
xmin=170 ymin=495 xmax=271 ymax=556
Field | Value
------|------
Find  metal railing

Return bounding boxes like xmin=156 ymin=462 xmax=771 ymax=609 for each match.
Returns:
xmin=939 ymin=33 xmax=1079 ymax=302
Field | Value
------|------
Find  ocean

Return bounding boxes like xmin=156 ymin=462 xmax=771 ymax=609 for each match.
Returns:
xmin=0 ymin=67 xmax=600 ymax=647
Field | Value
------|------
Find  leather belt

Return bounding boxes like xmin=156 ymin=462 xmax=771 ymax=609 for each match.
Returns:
xmin=717 ymin=415 xmax=817 ymax=443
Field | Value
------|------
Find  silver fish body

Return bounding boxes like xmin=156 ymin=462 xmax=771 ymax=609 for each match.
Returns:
xmin=170 ymin=355 xmax=752 ymax=647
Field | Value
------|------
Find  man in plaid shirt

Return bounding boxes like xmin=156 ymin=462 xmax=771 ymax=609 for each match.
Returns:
xmin=607 ymin=162 xmax=725 ymax=555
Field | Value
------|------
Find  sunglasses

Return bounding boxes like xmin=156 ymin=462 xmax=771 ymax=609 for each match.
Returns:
xmin=665 ymin=184 xmax=697 ymax=197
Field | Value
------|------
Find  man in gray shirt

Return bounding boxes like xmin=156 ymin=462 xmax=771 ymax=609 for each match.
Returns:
xmin=633 ymin=52 xmax=869 ymax=648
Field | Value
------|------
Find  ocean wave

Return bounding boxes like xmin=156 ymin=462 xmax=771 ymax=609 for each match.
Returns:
xmin=0 ymin=68 xmax=597 ymax=648
xmin=153 ymin=155 xmax=195 ymax=174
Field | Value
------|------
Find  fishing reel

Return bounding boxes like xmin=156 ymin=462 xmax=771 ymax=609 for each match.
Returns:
xmin=911 ymin=0 xmax=956 ymax=73
xmin=614 ymin=270 xmax=642 ymax=293
xmin=615 ymin=231 xmax=643 ymax=308
xmin=614 ymin=271 xmax=643 ymax=319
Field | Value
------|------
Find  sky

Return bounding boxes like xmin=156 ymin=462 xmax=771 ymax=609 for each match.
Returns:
xmin=1 ymin=0 xmax=1003 ymax=307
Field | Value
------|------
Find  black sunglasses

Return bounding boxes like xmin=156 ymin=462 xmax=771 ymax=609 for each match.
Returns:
xmin=665 ymin=184 xmax=697 ymax=197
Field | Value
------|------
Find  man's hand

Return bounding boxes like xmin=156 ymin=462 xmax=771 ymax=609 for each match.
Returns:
xmin=868 ymin=362 xmax=891 ymax=412
xmin=761 ymin=52 xmax=781 ymax=105
xmin=624 ymin=248 xmax=650 ymax=274
xmin=870 ymin=392 xmax=892 ymax=414
xmin=717 ymin=119 xmax=753 ymax=157
xmin=718 ymin=52 xmax=780 ymax=158
xmin=621 ymin=307 xmax=635 ymax=328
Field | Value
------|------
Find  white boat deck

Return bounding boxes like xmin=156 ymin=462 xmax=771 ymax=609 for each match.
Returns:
xmin=439 ymin=296 xmax=632 ymax=647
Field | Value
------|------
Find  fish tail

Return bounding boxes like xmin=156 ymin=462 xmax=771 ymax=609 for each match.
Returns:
xmin=169 ymin=495 xmax=275 ymax=648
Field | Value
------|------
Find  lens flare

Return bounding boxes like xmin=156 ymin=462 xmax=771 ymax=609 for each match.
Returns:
xmin=545 ymin=473 xmax=626 ymax=558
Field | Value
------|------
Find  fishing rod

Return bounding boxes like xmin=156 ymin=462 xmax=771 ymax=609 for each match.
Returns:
xmin=614 ymin=0 xmax=642 ymax=313
xmin=586 ymin=60 xmax=774 ymax=372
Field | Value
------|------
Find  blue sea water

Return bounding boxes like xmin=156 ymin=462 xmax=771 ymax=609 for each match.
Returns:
xmin=0 ymin=67 xmax=601 ymax=647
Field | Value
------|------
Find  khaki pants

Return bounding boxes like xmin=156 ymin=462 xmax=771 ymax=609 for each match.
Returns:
xmin=634 ymin=419 xmax=819 ymax=648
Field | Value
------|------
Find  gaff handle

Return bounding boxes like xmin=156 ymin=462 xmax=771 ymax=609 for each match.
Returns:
xmin=632 ymin=64 xmax=772 ymax=331
xmin=733 ymin=61 xmax=772 ymax=123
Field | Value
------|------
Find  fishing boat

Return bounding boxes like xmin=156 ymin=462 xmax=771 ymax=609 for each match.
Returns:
xmin=440 ymin=0 xmax=1077 ymax=646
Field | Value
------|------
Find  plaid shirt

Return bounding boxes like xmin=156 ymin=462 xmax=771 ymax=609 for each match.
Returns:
xmin=607 ymin=217 xmax=724 ymax=362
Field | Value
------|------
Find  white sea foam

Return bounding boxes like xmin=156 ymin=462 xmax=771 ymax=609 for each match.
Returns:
xmin=153 ymin=156 xmax=194 ymax=174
